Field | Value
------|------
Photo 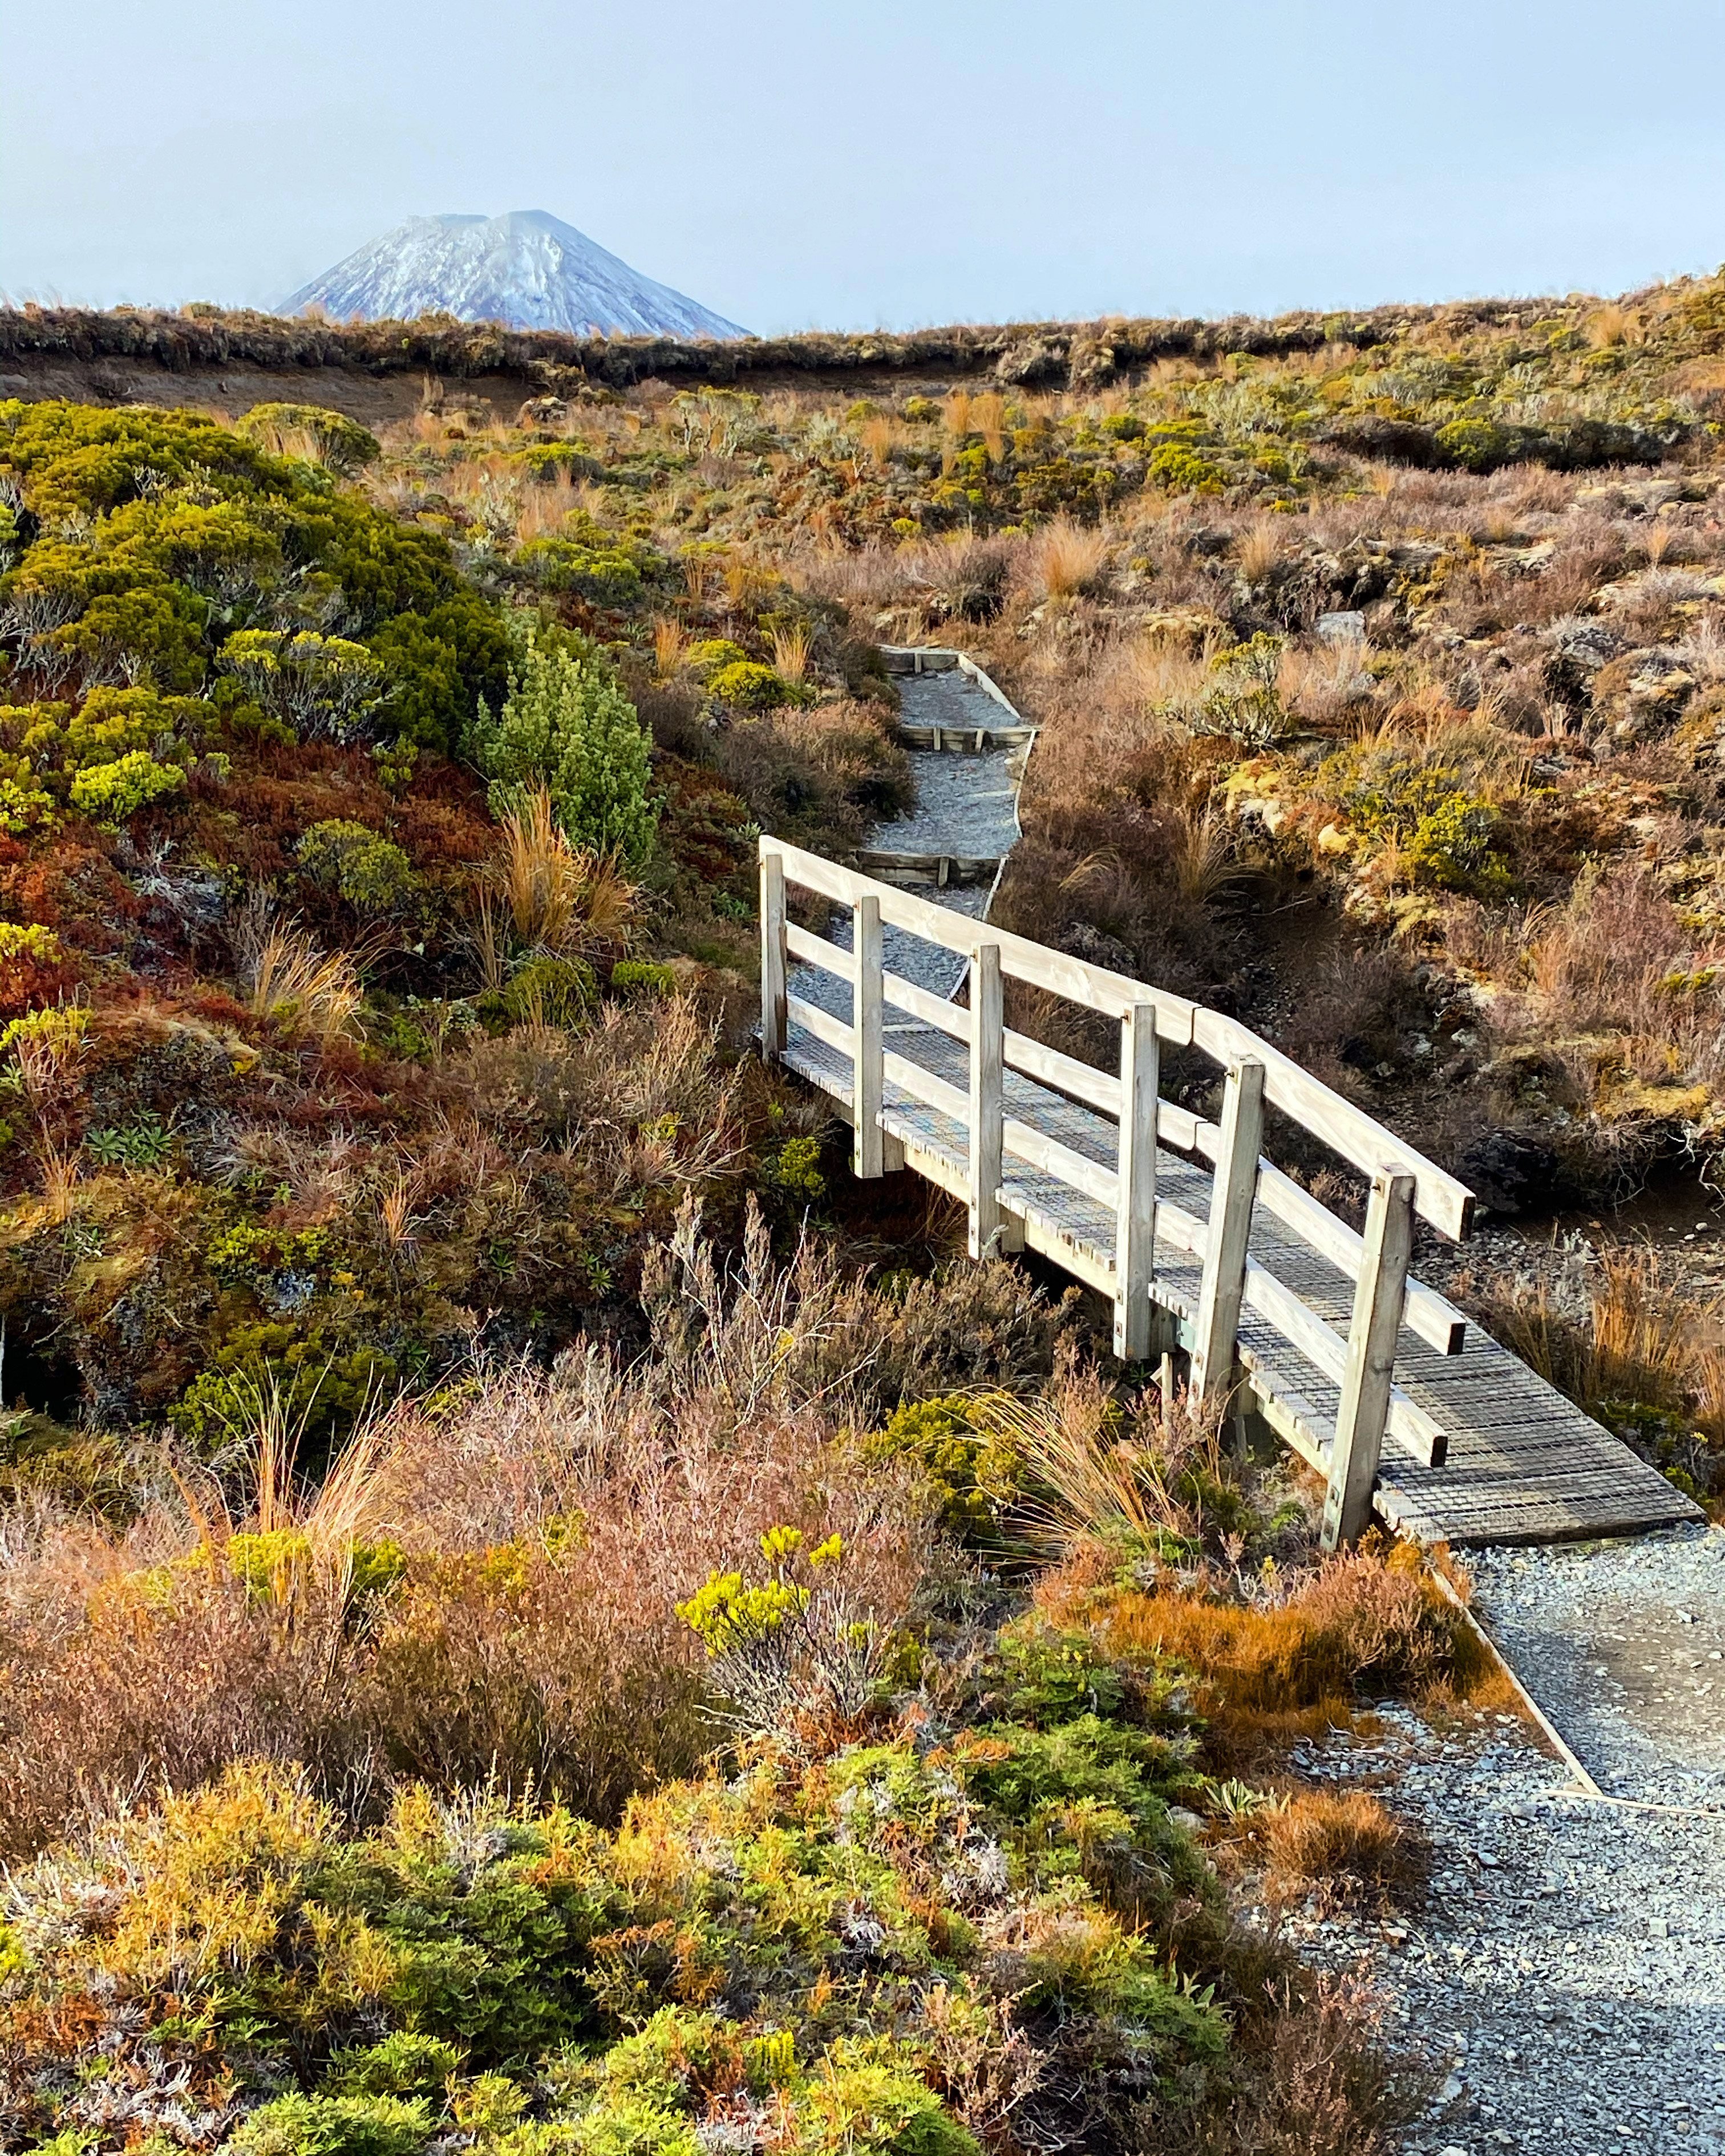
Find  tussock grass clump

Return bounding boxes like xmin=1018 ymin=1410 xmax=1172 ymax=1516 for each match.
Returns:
xmin=1262 ymin=1788 xmax=1427 ymax=1907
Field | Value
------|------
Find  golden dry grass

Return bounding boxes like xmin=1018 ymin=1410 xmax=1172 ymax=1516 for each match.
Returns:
xmin=238 ymin=917 xmax=363 ymax=1048
xmin=1486 ymin=1240 xmax=1725 ymax=1451
xmin=652 ymin=617 xmax=690 ymax=679
xmin=1028 ymin=517 xmax=1109 ymax=601
xmin=1262 ymin=1789 xmax=1424 ymax=1906
xmin=971 ymin=390 xmax=1008 ymax=461
xmin=1236 ymin=516 xmax=1289 ymax=583
xmin=492 ymin=787 xmax=638 ymax=957
xmin=768 ymin=620 xmax=812 ymax=684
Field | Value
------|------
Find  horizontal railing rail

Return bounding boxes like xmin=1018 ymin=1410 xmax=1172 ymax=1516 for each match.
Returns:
xmin=760 ymin=834 xmax=1475 ymax=1546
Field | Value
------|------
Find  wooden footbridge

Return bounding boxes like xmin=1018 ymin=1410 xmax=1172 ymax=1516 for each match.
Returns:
xmin=759 ymin=834 xmax=1702 ymax=1550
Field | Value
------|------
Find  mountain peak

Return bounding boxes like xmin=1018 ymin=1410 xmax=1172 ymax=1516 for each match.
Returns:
xmin=281 ymin=211 xmax=747 ymax=340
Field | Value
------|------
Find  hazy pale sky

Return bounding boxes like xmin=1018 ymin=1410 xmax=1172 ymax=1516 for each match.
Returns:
xmin=5 ymin=0 xmax=1722 ymax=333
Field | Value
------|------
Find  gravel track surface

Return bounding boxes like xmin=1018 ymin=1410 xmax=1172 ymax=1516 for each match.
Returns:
xmin=1271 ymin=1699 xmax=1725 ymax=2155
xmin=1471 ymin=1527 xmax=1725 ymax=1808
xmin=1265 ymin=1533 xmax=1725 ymax=2155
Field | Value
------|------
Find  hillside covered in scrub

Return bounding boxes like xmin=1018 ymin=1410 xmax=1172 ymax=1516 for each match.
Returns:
xmin=1 ymin=268 xmax=1723 ymax=2156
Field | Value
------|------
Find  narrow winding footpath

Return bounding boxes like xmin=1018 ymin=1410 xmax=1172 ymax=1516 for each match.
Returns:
xmin=791 ymin=661 xmax=1026 ymax=1014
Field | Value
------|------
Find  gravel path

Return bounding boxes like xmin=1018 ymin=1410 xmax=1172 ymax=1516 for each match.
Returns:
xmin=1265 ymin=1533 xmax=1725 ymax=2154
xmin=1269 ymin=1701 xmax=1725 ymax=2156
xmin=1470 ymin=1527 xmax=1725 ymax=1808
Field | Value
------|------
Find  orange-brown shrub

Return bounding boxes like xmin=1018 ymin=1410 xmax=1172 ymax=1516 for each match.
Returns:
xmin=1262 ymin=1789 xmax=1427 ymax=1906
xmin=1041 ymin=1547 xmax=1461 ymax=1721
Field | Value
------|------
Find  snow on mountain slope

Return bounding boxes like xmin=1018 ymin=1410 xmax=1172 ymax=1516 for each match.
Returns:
xmin=281 ymin=210 xmax=747 ymax=339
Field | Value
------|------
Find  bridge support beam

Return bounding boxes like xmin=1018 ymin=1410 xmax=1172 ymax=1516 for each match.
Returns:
xmin=1113 ymin=1002 xmax=1160 ymax=1360
xmin=1322 ymin=1168 xmax=1415 ymax=1549
xmin=852 ymin=894 xmax=888 ymax=1178
xmin=1191 ymin=1057 xmax=1265 ymax=1409
xmin=759 ymin=847 xmax=787 ymax=1059
xmin=967 ymin=941 xmax=1003 ymax=1258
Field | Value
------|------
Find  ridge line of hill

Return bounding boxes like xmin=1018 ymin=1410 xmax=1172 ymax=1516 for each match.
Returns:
xmin=3 ymin=282 xmax=1714 ymax=391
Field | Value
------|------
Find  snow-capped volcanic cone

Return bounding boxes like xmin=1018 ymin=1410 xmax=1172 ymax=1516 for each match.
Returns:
xmin=281 ymin=210 xmax=747 ymax=339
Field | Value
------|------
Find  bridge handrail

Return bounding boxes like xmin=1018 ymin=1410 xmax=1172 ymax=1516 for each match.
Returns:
xmin=766 ymin=835 xmax=1473 ymax=1239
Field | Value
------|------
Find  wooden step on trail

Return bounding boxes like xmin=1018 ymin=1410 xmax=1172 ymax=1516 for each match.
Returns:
xmin=759 ymin=833 xmax=1702 ymax=1550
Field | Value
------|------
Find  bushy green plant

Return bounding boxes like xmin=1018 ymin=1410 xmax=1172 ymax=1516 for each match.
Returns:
xmin=683 ymin=638 xmax=751 ymax=676
xmin=1434 ymin=415 xmax=1518 ymax=472
xmin=608 ymin=959 xmax=676 ymax=998
xmin=864 ymin=1393 xmax=1023 ymax=1542
xmin=516 ymin=532 xmax=652 ymax=607
xmin=220 ymin=629 xmax=386 ymax=742
xmin=706 ymin=659 xmax=808 ymax=711
xmin=229 ymin=2091 xmax=434 ymax=2155
xmin=0 ymin=921 xmax=59 ymax=964
xmin=1147 ymin=435 xmax=1225 ymax=495
xmin=1404 ymin=791 xmax=1512 ymax=894
xmin=1192 ymin=634 xmax=1287 ymax=747
xmin=68 ymin=748 xmax=185 ymax=824
xmin=234 ymin=402 xmax=383 ymax=477
xmin=467 ymin=627 xmax=657 ymax=867
xmin=297 ymin=818 xmax=420 ymax=915
xmin=0 ymin=403 xmax=507 ymax=756
xmin=492 ymin=952 xmax=597 ymax=1028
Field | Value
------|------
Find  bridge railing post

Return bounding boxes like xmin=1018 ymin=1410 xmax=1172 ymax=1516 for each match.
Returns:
xmin=967 ymin=940 xmax=1003 ymax=1258
xmin=1113 ymin=1001 xmax=1159 ymax=1360
xmin=852 ymin=893 xmax=885 ymax=1178
xmin=759 ymin=845 xmax=787 ymax=1060
xmin=1321 ymin=1167 xmax=1415 ymax=1549
xmin=1191 ymin=1056 xmax=1266 ymax=1408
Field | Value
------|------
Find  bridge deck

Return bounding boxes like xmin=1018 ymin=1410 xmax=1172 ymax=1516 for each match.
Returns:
xmin=785 ymin=1011 xmax=1700 ymax=1546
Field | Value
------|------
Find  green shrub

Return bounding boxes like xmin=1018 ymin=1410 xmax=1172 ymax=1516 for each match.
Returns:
xmin=864 ymin=1393 xmax=1023 ymax=1542
xmin=0 ymin=775 xmax=55 ymax=832
xmin=68 ymin=748 xmax=185 ymax=824
xmin=220 ymin=629 xmax=386 ymax=743
xmin=1193 ymin=634 xmax=1287 ymax=747
xmin=516 ymin=535 xmax=645 ymax=606
xmin=230 ymin=2092 xmax=434 ymax=2155
xmin=467 ymin=627 xmax=658 ymax=867
xmin=326 ymin=2033 xmax=465 ymax=2098
xmin=1405 ymin=792 xmax=1512 ymax=894
xmin=608 ymin=959 xmax=677 ymax=998
xmin=234 ymin=402 xmax=383 ymax=476
xmin=0 ymin=403 xmax=506 ymax=757
xmin=707 ymin=660 xmax=807 ymax=711
xmin=170 ymin=1335 xmax=396 ymax=1456
xmin=494 ymin=953 xmax=597 ymax=1028
xmin=683 ymin=638 xmax=751 ymax=677
xmin=1434 ymin=416 xmax=1519 ymax=472
xmin=513 ymin=440 xmax=599 ymax=481
xmin=297 ymin=818 xmax=420 ymax=915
